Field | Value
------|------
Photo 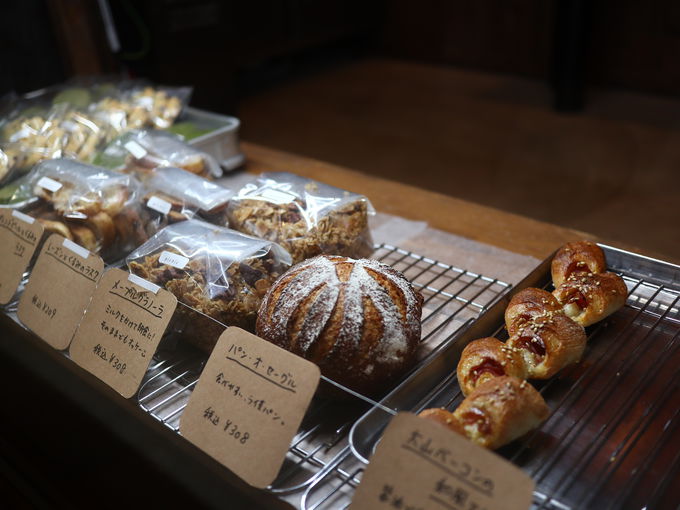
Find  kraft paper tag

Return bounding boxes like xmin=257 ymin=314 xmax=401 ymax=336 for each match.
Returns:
xmin=69 ymin=267 xmax=177 ymax=398
xmin=180 ymin=328 xmax=321 ymax=488
xmin=0 ymin=208 xmax=44 ymax=305
xmin=351 ymin=413 xmax=534 ymax=510
xmin=17 ymin=234 xmax=104 ymax=350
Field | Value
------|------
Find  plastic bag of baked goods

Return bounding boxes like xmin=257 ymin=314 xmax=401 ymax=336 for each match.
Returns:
xmin=94 ymin=129 xmax=222 ymax=179
xmin=89 ymin=83 xmax=191 ymax=133
xmin=0 ymin=146 xmax=18 ymax=186
xmin=1 ymin=102 xmax=109 ymax=173
xmin=141 ymin=166 xmax=234 ymax=230
xmin=226 ymin=172 xmax=375 ymax=264
xmin=126 ymin=219 xmax=291 ymax=351
xmin=19 ymin=159 xmax=151 ymax=262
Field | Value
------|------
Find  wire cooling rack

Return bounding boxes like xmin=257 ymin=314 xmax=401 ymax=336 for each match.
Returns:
xmin=136 ymin=243 xmax=511 ymax=496
xmin=301 ymin=250 xmax=680 ymax=510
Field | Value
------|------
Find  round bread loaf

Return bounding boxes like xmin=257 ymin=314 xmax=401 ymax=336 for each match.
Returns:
xmin=256 ymin=255 xmax=424 ymax=395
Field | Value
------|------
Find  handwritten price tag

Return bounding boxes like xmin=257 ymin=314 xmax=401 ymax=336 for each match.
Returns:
xmin=69 ymin=267 xmax=177 ymax=398
xmin=17 ymin=234 xmax=104 ymax=350
xmin=351 ymin=413 xmax=534 ymax=510
xmin=180 ymin=328 xmax=320 ymax=488
xmin=0 ymin=208 xmax=44 ymax=305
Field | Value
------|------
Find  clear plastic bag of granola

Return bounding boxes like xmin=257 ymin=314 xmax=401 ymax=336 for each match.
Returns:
xmin=126 ymin=219 xmax=291 ymax=350
xmin=94 ymin=129 xmax=222 ymax=179
xmin=1 ymin=78 xmax=190 ymax=142
xmin=141 ymin=166 xmax=234 ymax=230
xmin=19 ymin=158 xmax=152 ymax=262
xmin=1 ymin=102 xmax=109 ymax=174
xmin=88 ymin=83 xmax=191 ymax=134
xmin=227 ymin=171 xmax=376 ymax=263
xmin=0 ymin=146 xmax=21 ymax=187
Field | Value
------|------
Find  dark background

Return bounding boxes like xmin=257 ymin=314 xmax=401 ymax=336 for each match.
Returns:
xmin=5 ymin=0 xmax=680 ymax=112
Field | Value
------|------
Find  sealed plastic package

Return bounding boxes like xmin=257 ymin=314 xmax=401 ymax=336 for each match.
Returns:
xmin=89 ymin=84 xmax=190 ymax=133
xmin=0 ymin=82 xmax=191 ymax=189
xmin=19 ymin=159 xmax=150 ymax=262
xmin=0 ymin=147 xmax=14 ymax=184
xmin=227 ymin=172 xmax=375 ymax=264
xmin=95 ymin=130 xmax=222 ymax=179
xmin=141 ymin=166 xmax=234 ymax=229
xmin=0 ymin=103 xmax=109 ymax=176
xmin=126 ymin=220 xmax=291 ymax=351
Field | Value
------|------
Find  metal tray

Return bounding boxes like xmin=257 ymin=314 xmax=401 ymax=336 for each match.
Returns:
xmin=328 ymin=244 xmax=680 ymax=510
xmin=183 ymin=107 xmax=245 ymax=171
xmin=135 ymin=243 xmax=512 ymax=501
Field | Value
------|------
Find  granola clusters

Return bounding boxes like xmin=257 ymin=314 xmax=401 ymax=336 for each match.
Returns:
xmin=128 ymin=248 xmax=287 ymax=352
xmin=0 ymin=85 xmax=188 ymax=184
xmin=227 ymin=196 xmax=374 ymax=264
xmin=0 ymin=148 xmax=12 ymax=182
xmin=2 ymin=109 xmax=108 ymax=170
xmin=92 ymin=87 xmax=182 ymax=132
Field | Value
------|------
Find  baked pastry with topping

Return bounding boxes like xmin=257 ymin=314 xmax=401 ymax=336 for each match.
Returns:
xmin=505 ymin=288 xmax=586 ymax=379
xmin=422 ymin=241 xmax=627 ymax=450
xmin=256 ymin=255 xmax=423 ymax=395
xmin=419 ymin=376 xmax=549 ymax=450
xmin=551 ymin=242 xmax=627 ymax=326
xmin=551 ymin=240 xmax=607 ymax=287
xmin=457 ymin=337 xmax=528 ymax=396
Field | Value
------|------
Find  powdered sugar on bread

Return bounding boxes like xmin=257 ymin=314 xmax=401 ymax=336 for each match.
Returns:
xmin=257 ymin=255 xmax=423 ymax=395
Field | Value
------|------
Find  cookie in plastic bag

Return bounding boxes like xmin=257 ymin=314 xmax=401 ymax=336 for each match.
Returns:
xmin=96 ymin=129 xmax=222 ymax=179
xmin=142 ymin=166 xmax=233 ymax=229
xmin=20 ymin=158 xmax=150 ymax=261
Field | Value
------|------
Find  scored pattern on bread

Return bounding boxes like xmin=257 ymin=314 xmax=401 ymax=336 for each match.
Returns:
xmin=256 ymin=255 xmax=424 ymax=395
xmin=420 ymin=241 xmax=628 ymax=450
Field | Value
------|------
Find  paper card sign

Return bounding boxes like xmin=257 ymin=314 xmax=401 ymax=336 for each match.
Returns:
xmin=0 ymin=208 xmax=44 ymax=305
xmin=350 ymin=413 xmax=534 ymax=510
xmin=17 ymin=234 xmax=104 ymax=350
xmin=180 ymin=328 xmax=321 ymax=488
xmin=69 ymin=267 xmax=177 ymax=398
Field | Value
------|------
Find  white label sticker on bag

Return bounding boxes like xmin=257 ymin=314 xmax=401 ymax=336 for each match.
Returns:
xmin=124 ymin=140 xmax=148 ymax=159
xmin=11 ymin=210 xmax=35 ymax=225
xmin=128 ymin=273 xmax=161 ymax=294
xmin=63 ymin=237 xmax=90 ymax=259
xmin=158 ymin=250 xmax=189 ymax=269
xmin=37 ymin=176 xmax=63 ymax=193
xmin=258 ymin=188 xmax=297 ymax=204
xmin=146 ymin=196 xmax=172 ymax=215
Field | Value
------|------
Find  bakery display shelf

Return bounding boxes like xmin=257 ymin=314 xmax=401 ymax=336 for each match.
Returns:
xmin=313 ymin=245 xmax=680 ymax=510
xmin=136 ymin=243 xmax=511 ymax=496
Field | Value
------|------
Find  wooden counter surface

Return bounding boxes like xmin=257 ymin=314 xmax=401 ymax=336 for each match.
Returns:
xmin=243 ymin=142 xmax=666 ymax=263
